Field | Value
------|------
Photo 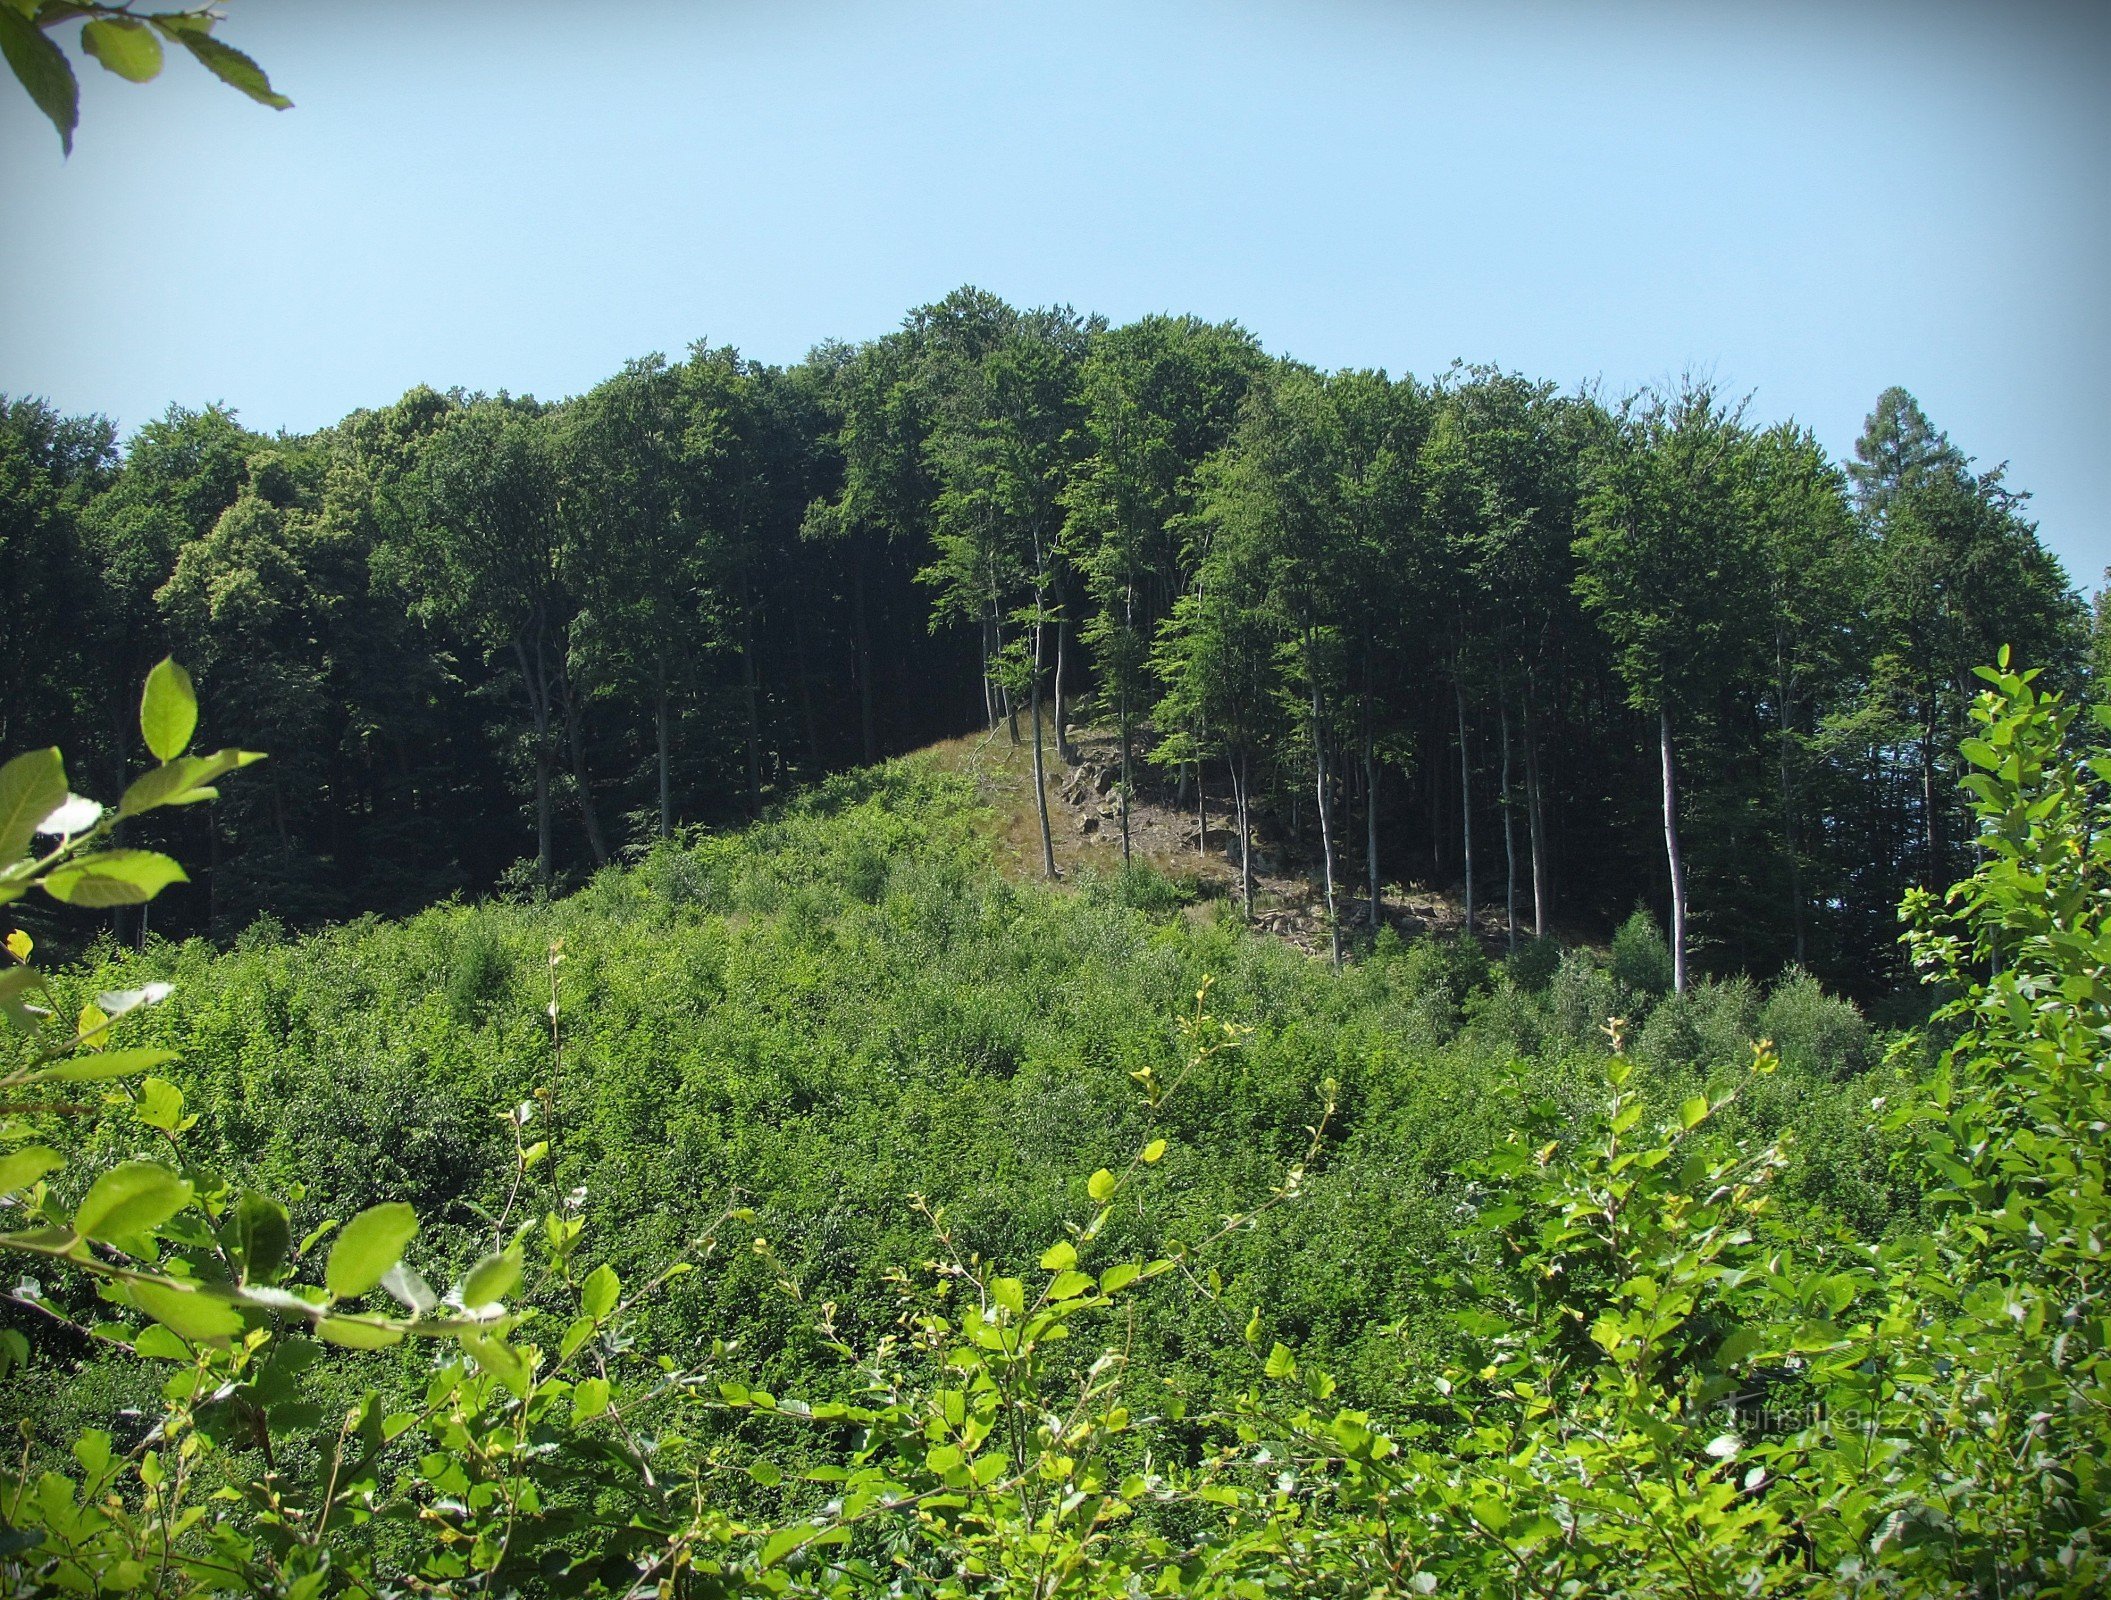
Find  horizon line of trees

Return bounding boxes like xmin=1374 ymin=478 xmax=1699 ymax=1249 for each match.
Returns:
xmin=1 ymin=285 xmax=2094 ymax=996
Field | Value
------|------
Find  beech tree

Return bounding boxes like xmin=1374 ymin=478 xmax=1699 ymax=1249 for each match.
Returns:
xmin=1576 ymin=383 xmax=1764 ymax=993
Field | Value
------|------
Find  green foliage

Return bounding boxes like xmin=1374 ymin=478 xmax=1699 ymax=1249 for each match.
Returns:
xmin=8 ymin=656 xmax=2107 ymax=1595
xmin=3 ymin=2 xmax=286 ymax=154
xmin=1609 ymin=904 xmax=1675 ymax=997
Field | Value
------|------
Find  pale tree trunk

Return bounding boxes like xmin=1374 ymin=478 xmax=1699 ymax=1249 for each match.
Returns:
xmin=655 ymin=661 xmax=672 ymax=842
xmin=1525 ymin=673 xmax=1549 ymax=937
xmin=1500 ymin=698 xmax=1517 ymax=954
xmin=1661 ymin=704 xmax=1688 ymax=994
xmin=740 ymin=614 xmax=762 ymax=816
xmin=513 ymin=636 xmax=556 ymax=891
xmin=1776 ymin=633 xmax=1806 ymax=964
xmin=557 ymin=647 xmax=610 ymax=867
xmin=1052 ymin=589 xmax=1075 ymax=764
xmin=1118 ymin=677 xmax=1132 ymax=866
xmin=1030 ymin=612 xmax=1057 ymax=880
xmin=1236 ymin=748 xmax=1254 ymax=918
xmin=981 ymin=613 xmax=999 ymax=731
xmin=1455 ymin=667 xmax=1475 ymax=935
xmin=1312 ymin=676 xmax=1341 ymax=970
xmin=1365 ymin=726 xmax=1380 ymax=932
xmin=1197 ymin=754 xmax=1207 ymax=857
xmin=1920 ymin=690 xmax=1941 ymax=891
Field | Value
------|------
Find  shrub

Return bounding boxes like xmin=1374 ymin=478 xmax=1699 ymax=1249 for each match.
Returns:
xmin=1609 ymin=904 xmax=1674 ymax=997
xmin=1759 ymin=964 xmax=1872 ymax=1077
xmin=1503 ymin=932 xmax=1562 ymax=993
xmin=1549 ymin=945 xmax=1624 ymax=1044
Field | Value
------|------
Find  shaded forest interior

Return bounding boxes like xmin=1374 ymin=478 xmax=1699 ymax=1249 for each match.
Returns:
xmin=1 ymin=286 xmax=2091 ymax=998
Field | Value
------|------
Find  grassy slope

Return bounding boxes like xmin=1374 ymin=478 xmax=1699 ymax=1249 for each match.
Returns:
xmin=9 ymin=758 xmax=1910 ymax=1447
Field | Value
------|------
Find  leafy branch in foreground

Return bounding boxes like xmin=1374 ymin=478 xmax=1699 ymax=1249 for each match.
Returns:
xmin=2 ymin=1 xmax=288 ymax=154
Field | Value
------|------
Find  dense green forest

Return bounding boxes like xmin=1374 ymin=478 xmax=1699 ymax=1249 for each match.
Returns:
xmin=2 ymin=658 xmax=2106 ymax=1593
xmin=2 ymin=287 xmax=2090 ymax=993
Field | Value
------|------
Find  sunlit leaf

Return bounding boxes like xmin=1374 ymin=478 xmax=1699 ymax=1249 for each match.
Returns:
xmin=74 ymin=1161 xmax=191 ymax=1242
xmin=325 ymin=1201 xmax=418 ymax=1300
xmin=80 ymin=16 xmax=163 ymax=83
xmin=41 ymin=850 xmax=188 ymax=908
xmin=139 ymin=658 xmax=197 ymax=764
xmin=0 ymin=747 xmax=66 ymax=865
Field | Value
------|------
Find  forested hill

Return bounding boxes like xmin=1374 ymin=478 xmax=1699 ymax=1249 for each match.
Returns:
xmin=0 ymin=286 xmax=2090 ymax=994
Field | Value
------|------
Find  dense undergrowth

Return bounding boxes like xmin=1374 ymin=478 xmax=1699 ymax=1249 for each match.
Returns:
xmin=7 ymin=656 xmax=2106 ymax=1595
xmin=9 ymin=762 xmax=1905 ymax=1457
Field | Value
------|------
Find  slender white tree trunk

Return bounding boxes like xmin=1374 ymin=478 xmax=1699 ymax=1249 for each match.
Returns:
xmin=1525 ymin=674 xmax=1548 ymax=937
xmin=1661 ymin=704 xmax=1688 ymax=994
xmin=1313 ymin=677 xmax=1341 ymax=969
xmin=1500 ymin=698 xmax=1517 ymax=954
xmin=1456 ymin=668 xmax=1474 ymax=935
xmin=1031 ymin=613 xmax=1056 ymax=880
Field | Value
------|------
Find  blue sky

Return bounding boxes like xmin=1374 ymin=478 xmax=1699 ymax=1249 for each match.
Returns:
xmin=4 ymin=0 xmax=2105 ymax=581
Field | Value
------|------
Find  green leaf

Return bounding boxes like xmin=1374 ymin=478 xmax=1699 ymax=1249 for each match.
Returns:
xmin=136 ymin=1077 xmax=187 ymax=1133
xmin=1048 ymin=1270 xmax=1094 ymax=1301
xmin=580 ymin=1261 xmax=619 ymax=1321
xmin=229 ymin=1192 xmax=291 ymax=1285
xmin=1680 ymin=1094 xmax=1710 ymax=1130
xmin=74 ymin=1161 xmax=191 ymax=1242
xmin=459 ymin=1247 xmax=521 ymax=1309
xmin=0 ymin=7 xmax=77 ymax=153
xmin=1038 ymin=1240 xmax=1077 ymax=1272
xmin=0 ymin=966 xmax=47 ymax=1031
xmin=572 ymin=1375 xmax=610 ymax=1419
xmin=80 ymin=16 xmax=163 ymax=82
xmin=759 ymin=1525 xmax=845 ymax=1570
xmin=381 ymin=1262 xmax=436 ymax=1314
xmin=0 ymin=1145 xmax=61 ymax=1195
xmin=1142 ymin=1138 xmax=1167 ymax=1164
xmin=461 ymin=1332 xmax=530 ymax=1398
xmin=1087 ymin=1168 xmax=1117 ymax=1202
xmin=1264 ymin=1342 xmax=1298 ymax=1380
xmin=139 ymin=659 xmax=197 ymax=763
xmin=133 ymin=1323 xmax=192 ymax=1361
xmin=0 ymin=747 xmax=66 ymax=865
xmin=315 ymin=1316 xmax=403 ymax=1350
xmin=160 ymin=25 xmax=290 ymax=109
xmin=128 ymin=1279 xmax=242 ymax=1342
xmin=33 ymin=1047 xmax=177 ymax=1083
xmin=1099 ymin=1262 xmax=1140 ymax=1294
xmin=41 ymin=850 xmax=187 ymax=908
xmin=325 ymin=1201 xmax=418 ymax=1300
xmin=119 ymin=748 xmax=264 ymax=817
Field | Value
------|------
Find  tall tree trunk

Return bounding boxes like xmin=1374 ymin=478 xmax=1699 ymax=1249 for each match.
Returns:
xmin=852 ymin=551 xmax=877 ymax=762
xmin=1500 ymin=698 xmax=1517 ymax=954
xmin=1031 ymin=614 xmax=1057 ymax=880
xmin=1365 ymin=726 xmax=1380 ymax=932
xmin=1661 ymin=704 xmax=1688 ymax=994
xmin=513 ymin=637 xmax=555 ymax=891
xmin=1052 ymin=592 xmax=1075 ymax=764
xmin=1312 ymin=675 xmax=1341 ymax=970
xmin=1455 ymin=666 xmax=1474 ymax=935
xmin=1236 ymin=747 xmax=1254 ymax=918
xmin=1197 ymin=754 xmax=1207 ymax=857
xmin=740 ymin=586 xmax=762 ymax=817
xmin=557 ymin=648 xmax=610 ymax=867
xmin=1776 ymin=634 xmax=1806 ymax=964
xmin=655 ymin=662 xmax=672 ymax=843
xmin=1920 ymin=690 xmax=1941 ymax=890
xmin=1118 ymin=677 xmax=1132 ymax=866
xmin=1525 ymin=672 xmax=1548 ymax=937
xmin=981 ymin=613 xmax=999 ymax=732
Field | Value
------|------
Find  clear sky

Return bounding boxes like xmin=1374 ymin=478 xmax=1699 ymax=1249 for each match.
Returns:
xmin=4 ymin=0 xmax=2106 ymax=582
